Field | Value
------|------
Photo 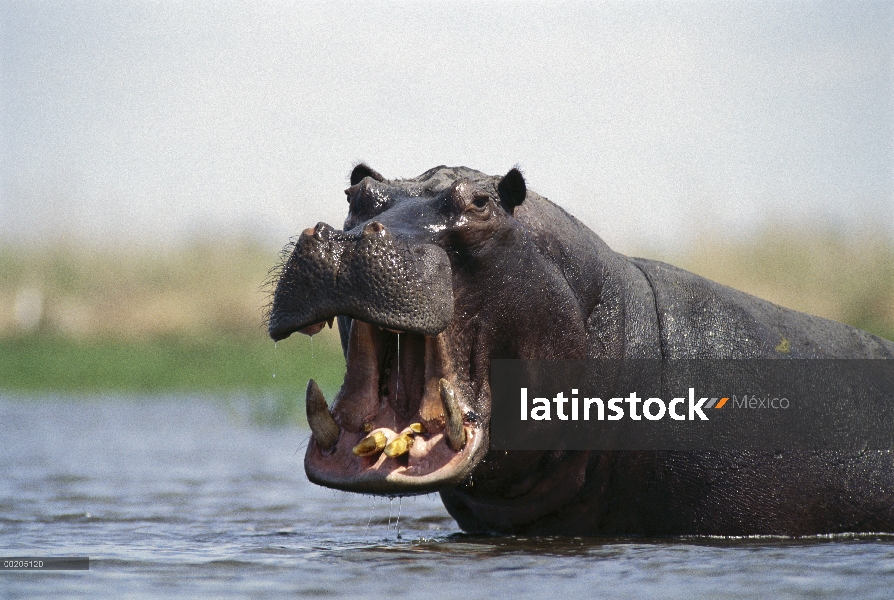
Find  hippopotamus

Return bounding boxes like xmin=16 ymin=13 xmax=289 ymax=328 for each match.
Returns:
xmin=268 ymin=164 xmax=894 ymax=536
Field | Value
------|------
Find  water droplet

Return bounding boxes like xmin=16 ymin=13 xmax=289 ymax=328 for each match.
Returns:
xmin=396 ymin=496 xmax=403 ymax=540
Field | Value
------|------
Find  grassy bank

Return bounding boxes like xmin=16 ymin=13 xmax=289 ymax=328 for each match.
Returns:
xmin=0 ymin=238 xmax=352 ymax=421
xmin=0 ymin=231 xmax=891 ymax=403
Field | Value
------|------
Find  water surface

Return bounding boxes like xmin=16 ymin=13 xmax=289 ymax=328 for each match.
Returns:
xmin=1 ymin=397 xmax=893 ymax=598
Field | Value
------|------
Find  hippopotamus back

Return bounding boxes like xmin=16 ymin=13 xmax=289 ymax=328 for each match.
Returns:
xmin=628 ymin=258 xmax=894 ymax=359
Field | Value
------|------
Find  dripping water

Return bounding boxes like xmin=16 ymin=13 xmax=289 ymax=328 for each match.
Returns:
xmin=396 ymin=496 xmax=403 ymax=540
xmin=272 ymin=341 xmax=277 ymax=379
xmin=363 ymin=494 xmax=378 ymax=538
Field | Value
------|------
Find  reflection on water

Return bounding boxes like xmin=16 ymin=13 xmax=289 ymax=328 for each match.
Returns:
xmin=1 ymin=397 xmax=893 ymax=598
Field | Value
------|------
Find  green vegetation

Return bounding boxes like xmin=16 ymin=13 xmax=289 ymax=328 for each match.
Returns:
xmin=0 ymin=331 xmax=346 ymax=426
xmin=0 ymin=332 xmax=345 ymax=396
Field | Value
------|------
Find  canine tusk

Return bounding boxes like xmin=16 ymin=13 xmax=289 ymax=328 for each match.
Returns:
xmin=306 ymin=379 xmax=340 ymax=450
xmin=439 ymin=378 xmax=466 ymax=451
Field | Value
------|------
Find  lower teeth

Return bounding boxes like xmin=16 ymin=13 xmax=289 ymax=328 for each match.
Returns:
xmin=383 ymin=432 xmax=414 ymax=458
xmin=352 ymin=431 xmax=387 ymax=457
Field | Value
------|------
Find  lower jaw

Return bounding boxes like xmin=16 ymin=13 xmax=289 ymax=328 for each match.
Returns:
xmin=304 ymin=424 xmax=485 ymax=495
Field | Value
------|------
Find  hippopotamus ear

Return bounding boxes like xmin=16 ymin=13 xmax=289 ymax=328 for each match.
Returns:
xmin=350 ymin=164 xmax=385 ymax=186
xmin=497 ymin=168 xmax=526 ymax=213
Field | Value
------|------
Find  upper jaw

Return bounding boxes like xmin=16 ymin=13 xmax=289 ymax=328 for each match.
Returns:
xmin=301 ymin=319 xmax=487 ymax=495
xmin=267 ymin=221 xmax=454 ymax=342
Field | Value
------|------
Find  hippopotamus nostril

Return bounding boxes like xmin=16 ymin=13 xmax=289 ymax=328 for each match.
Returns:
xmin=313 ymin=222 xmax=333 ymax=241
xmin=362 ymin=221 xmax=385 ymax=236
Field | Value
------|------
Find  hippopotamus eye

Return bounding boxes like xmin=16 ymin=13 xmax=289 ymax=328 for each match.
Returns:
xmin=472 ymin=194 xmax=490 ymax=209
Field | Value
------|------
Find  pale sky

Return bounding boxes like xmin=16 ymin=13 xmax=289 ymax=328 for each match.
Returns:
xmin=1 ymin=1 xmax=892 ymax=253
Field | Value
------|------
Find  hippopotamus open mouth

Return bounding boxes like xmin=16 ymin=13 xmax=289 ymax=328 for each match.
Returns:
xmin=268 ymin=241 xmax=481 ymax=495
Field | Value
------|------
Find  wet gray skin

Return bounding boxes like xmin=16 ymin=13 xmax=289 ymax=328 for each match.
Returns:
xmin=268 ymin=164 xmax=894 ymax=536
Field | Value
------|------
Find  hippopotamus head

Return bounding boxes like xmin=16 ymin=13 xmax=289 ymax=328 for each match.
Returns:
xmin=268 ymin=164 xmax=603 ymax=495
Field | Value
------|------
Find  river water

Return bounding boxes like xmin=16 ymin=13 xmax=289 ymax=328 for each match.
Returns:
xmin=1 ymin=396 xmax=893 ymax=598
